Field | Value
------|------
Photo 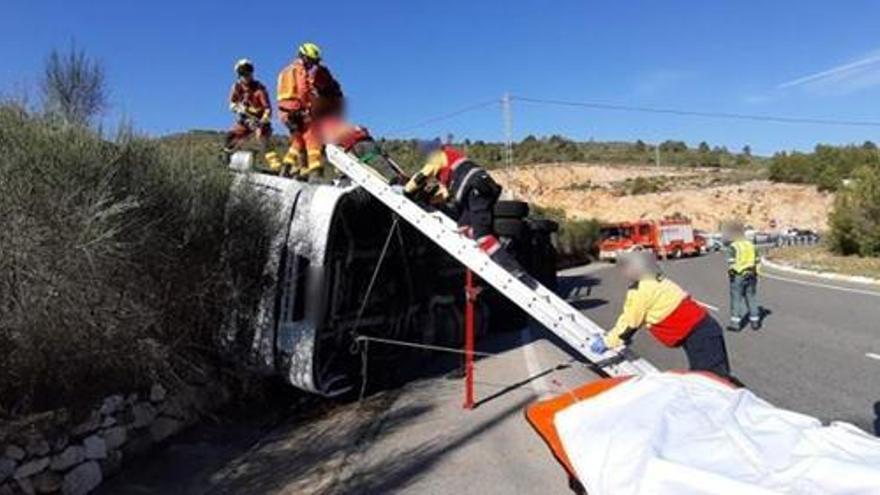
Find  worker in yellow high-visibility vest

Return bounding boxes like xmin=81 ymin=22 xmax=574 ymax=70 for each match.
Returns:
xmin=723 ymin=222 xmax=761 ymax=331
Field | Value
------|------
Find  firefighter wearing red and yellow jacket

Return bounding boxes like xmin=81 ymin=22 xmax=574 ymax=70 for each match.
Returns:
xmin=276 ymin=42 xmax=342 ymax=180
xmin=403 ymin=141 xmax=530 ymax=279
xmin=593 ymin=251 xmax=731 ymax=377
xmin=224 ymin=59 xmax=281 ymax=170
xmin=405 ymin=143 xmax=503 ymax=250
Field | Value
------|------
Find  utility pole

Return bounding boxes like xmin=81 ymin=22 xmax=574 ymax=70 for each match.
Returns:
xmin=502 ymin=92 xmax=513 ymax=170
xmin=655 ymin=144 xmax=661 ymax=170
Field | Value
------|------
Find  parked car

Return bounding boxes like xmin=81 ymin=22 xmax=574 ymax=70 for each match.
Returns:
xmin=696 ymin=230 xmax=724 ymax=252
xmin=779 ymin=228 xmax=821 ymax=246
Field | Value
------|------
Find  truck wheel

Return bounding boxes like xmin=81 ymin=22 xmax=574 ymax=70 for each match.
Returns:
xmin=529 ymin=218 xmax=559 ymax=233
xmin=494 ymin=218 xmax=526 ymax=238
xmin=673 ymin=248 xmax=683 ymax=259
xmin=494 ymin=200 xmax=529 ymax=219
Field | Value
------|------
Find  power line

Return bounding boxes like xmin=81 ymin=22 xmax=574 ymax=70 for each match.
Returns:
xmin=511 ymin=95 xmax=880 ymax=128
xmin=384 ymin=99 xmax=501 ymax=136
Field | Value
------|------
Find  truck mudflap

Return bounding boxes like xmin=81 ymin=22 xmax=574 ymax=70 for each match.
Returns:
xmin=527 ymin=372 xmax=880 ymax=495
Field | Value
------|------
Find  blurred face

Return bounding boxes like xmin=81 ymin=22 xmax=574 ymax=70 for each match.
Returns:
xmin=619 ymin=260 xmax=642 ymax=282
xmin=238 ymin=71 xmax=253 ymax=83
xmin=301 ymin=56 xmax=317 ymax=68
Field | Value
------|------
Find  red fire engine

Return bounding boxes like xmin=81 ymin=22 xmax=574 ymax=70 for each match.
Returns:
xmin=598 ymin=217 xmax=705 ymax=261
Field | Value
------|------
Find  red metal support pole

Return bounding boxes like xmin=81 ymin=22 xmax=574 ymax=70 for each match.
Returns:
xmin=463 ymin=268 xmax=475 ymax=410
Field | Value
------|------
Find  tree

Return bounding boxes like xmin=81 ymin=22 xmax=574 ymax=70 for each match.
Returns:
xmin=659 ymin=140 xmax=687 ymax=153
xmin=634 ymin=139 xmax=647 ymax=153
xmin=41 ymin=43 xmax=108 ymax=126
xmin=742 ymin=145 xmax=752 ymax=157
xmin=829 ymin=165 xmax=880 ymax=256
xmin=698 ymin=141 xmax=711 ymax=153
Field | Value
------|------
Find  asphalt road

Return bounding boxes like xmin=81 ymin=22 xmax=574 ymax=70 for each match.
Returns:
xmin=101 ymin=254 xmax=880 ymax=494
xmin=587 ymin=252 xmax=880 ymax=432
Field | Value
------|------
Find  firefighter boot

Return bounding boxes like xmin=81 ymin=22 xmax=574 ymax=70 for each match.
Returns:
xmin=265 ymin=151 xmax=283 ymax=172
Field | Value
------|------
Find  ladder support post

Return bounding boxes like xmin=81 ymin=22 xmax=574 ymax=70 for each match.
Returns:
xmin=463 ymin=268 xmax=476 ymax=410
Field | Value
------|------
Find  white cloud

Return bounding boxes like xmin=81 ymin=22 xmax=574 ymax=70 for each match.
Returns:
xmin=778 ymin=50 xmax=880 ymax=95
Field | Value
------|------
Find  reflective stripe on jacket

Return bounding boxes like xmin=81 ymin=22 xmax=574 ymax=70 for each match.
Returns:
xmin=276 ymin=59 xmax=313 ymax=112
xmin=605 ymin=276 xmax=706 ymax=348
xmin=728 ymin=238 xmax=758 ymax=274
xmin=229 ymin=80 xmax=271 ymax=118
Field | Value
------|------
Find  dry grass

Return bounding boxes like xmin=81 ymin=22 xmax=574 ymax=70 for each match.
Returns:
xmin=767 ymin=245 xmax=880 ymax=280
xmin=0 ymin=106 xmax=277 ymax=418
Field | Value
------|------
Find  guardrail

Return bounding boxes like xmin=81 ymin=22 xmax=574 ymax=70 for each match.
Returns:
xmin=772 ymin=234 xmax=821 ymax=247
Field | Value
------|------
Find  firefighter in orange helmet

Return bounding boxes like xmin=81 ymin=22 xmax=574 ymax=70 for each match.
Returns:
xmin=224 ymin=59 xmax=281 ymax=170
xmin=276 ymin=42 xmax=339 ymax=180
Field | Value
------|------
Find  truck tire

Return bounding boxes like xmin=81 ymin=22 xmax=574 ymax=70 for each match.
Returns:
xmin=494 ymin=218 xmax=526 ymax=238
xmin=530 ymin=218 xmax=559 ymax=233
xmin=494 ymin=200 xmax=529 ymax=219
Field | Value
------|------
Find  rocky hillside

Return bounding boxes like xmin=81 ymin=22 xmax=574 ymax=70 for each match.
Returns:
xmin=495 ymin=163 xmax=834 ymax=231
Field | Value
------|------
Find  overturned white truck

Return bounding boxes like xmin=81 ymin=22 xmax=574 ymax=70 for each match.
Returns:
xmin=220 ymin=171 xmax=558 ymax=397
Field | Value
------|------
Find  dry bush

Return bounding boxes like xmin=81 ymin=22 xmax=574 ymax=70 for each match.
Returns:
xmin=0 ymin=107 xmax=276 ymax=417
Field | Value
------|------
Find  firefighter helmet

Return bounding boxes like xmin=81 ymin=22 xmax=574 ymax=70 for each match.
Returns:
xmin=298 ymin=42 xmax=322 ymax=61
xmin=235 ymin=58 xmax=254 ymax=76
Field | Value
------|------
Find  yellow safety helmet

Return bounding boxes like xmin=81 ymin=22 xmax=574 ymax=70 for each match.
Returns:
xmin=234 ymin=58 xmax=254 ymax=76
xmin=298 ymin=42 xmax=322 ymax=61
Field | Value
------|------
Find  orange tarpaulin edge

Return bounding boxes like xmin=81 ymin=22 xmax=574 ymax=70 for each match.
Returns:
xmin=524 ymin=377 xmax=630 ymax=477
xmin=525 ymin=371 xmax=736 ymax=479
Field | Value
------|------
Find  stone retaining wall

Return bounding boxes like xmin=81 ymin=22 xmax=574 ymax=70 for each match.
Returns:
xmin=0 ymin=380 xmax=230 ymax=495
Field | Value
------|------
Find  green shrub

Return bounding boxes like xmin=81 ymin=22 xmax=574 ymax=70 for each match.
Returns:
xmin=616 ymin=176 xmax=668 ymax=196
xmin=531 ymin=205 xmax=600 ymax=265
xmin=828 ymin=165 xmax=880 ymax=256
xmin=0 ymin=107 xmax=275 ymax=417
xmin=769 ymin=142 xmax=880 ymax=191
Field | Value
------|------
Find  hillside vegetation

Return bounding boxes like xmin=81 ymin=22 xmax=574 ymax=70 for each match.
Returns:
xmin=0 ymin=106 xmax=275 ymax=417
xmin=162 ymin=131 xmax=760 ymax=174
xmin=769 ymin=142 xmax=880 ymax=192
xmin=494 ymin=163 xmax=832 ymax=231
xmin=768 ymin=142 xmax=880 ymax=256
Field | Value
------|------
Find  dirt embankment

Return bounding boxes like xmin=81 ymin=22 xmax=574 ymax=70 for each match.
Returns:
xmin=494 ymin=163 xmax=834 ymax=231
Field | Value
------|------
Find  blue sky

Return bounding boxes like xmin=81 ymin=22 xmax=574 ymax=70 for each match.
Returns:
xmin=3 ymin=1 xmax=880 ymax=154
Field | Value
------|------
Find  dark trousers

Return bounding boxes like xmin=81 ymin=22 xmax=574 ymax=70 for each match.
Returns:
xmin=457 ymin=188 xmax=496 ymax=240
xmin=682 ymin=316 xmax=731 ymax=377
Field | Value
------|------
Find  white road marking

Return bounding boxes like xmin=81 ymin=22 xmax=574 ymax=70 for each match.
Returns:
xmin=763 ymin=273 xmax=880 ymax=297
xmin=695 ymin=299 xmax=720 ymax=312
xmin=520 ymin=327 xmax=552 ymax=397
xmin=866 ymin=353 xmax=880 ymax=361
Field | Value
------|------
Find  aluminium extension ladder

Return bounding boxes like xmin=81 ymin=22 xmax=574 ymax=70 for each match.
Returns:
xmin=326 ymin=145 xmax=658 ymax=377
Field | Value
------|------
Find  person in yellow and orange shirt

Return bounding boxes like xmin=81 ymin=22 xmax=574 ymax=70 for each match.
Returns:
xmin=276 ymin=42 xmax=337 ymax=180
xmin=592 ymin=250 xmax=731 ymax=377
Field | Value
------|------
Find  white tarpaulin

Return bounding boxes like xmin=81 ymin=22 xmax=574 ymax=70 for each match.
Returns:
xmin=555 ymin=373 xmax=880 ymax=495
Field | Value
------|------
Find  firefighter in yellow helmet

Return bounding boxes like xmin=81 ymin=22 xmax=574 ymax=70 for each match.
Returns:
xmin=276 ymin=42 xmax=341 ymax=180
xmin=224 ymin=59 xmax=281 ymax=170
xmin=723 ymin=222 xmax=762 ymax=331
